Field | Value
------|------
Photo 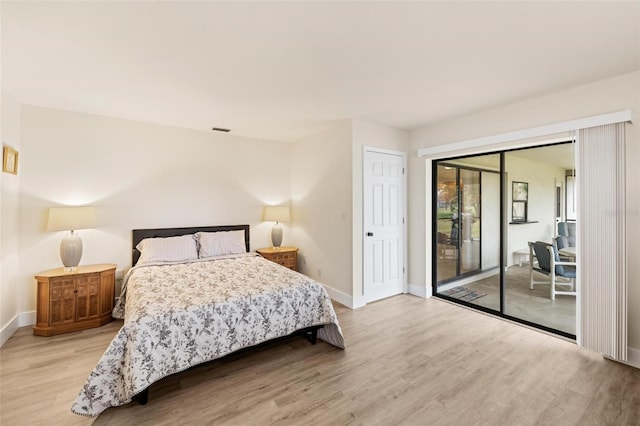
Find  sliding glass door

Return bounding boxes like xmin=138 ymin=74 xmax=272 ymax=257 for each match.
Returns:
xmin=432 ymin=143 xmax=576 ymax=338
xmin=434 ymin=155 xmax=500 ymax=311
xmin=503 ymin=145 xmax=576 ymax=336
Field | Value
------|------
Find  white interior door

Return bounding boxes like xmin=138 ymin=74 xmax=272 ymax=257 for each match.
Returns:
xmin=363 ymin=149 xmax=405 ymax=303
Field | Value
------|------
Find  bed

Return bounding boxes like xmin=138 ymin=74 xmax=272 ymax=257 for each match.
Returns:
xmin=71 ymin=225 xmax=345 ymax=417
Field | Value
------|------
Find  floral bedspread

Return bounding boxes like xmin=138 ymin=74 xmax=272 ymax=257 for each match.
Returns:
xmin=71 ymin=254 xmax=344 ymax=417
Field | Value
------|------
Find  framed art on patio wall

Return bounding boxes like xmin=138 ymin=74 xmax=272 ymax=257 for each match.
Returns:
xmin=511 ymin=181 xmax=528 ymax=222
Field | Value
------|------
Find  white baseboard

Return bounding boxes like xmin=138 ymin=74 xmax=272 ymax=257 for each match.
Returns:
xmin=323 ymin=285 xmax=366 ymax=309
xmin=352 ymin=294 xmax=366 ymax=309
xmin=626 ymin=346 xmax=640 ymax=369
xmin=408 ymin=283 xmax=429 ymax=298
xmin=326 ymin=283 xmax=431 ymax=308
xmin=22 ymin=311 xmax=37 ymax=326
xmin=0 ymin=318 xmax=18 ymax=348
xmin=0 ymin=311 xmax=36 ymax=348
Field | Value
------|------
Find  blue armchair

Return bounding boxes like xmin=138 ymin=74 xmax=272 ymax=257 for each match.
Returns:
xmin=557 ymin=221 xmax=576 ymax=249
xmin=528 ymin=240 xmax=576 ymax=300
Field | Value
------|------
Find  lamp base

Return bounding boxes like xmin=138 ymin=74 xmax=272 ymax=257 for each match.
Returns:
xmin=60 ymin=232 xmax=83 ymax=269
xmin=271 ymin=223 xmax=283 ymax=248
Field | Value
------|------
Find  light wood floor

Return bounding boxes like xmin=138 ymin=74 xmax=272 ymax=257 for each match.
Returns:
xmin=1 ymin=295 xmax=638 ymax=425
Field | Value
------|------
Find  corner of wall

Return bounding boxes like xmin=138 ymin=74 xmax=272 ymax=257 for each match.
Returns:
xmin=0 ymin=318 xmax=18 ymax=348
xmin=290 ymin=121 xmax=354 ymax=298
xmin=627 ymin=346 xmax=640 ymax=370
xmin=323 ymin=284 xmax=366 ymax=309
xmin=1 ymin=91 xmax=22 ymax=341
xmin=408 ymin=283 xmax=430 ymax=298
xmin=0 ymin=311 xmax=36 ymax=347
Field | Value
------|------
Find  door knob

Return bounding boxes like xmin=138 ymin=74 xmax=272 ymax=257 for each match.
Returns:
xmin=367 ymin=232 xmax=374 ymax=237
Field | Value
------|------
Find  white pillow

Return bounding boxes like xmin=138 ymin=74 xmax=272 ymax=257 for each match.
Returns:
xmin=197 ymin=230 xmax=246 ymax=258
xmin=136 ymin=234 xmax=198 ymax=265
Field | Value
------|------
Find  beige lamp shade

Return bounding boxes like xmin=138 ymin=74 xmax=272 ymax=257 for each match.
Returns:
xmin=47 ymin=206 xmax=96 ymax=232
xmin=262 ymin=206 xmax=290 ymax=223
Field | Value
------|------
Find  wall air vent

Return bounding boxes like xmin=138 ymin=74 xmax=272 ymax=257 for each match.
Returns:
xmin=211 ymin=127 xmax=231 ymax=133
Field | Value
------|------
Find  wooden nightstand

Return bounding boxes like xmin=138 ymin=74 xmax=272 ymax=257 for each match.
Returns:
xmin=33 ymin=264 xmax=116 ymax=336
xmin=256 ymin=247 xmax=298 ymax=271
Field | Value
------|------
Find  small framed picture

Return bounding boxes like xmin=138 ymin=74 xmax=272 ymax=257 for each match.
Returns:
xmin=512 ymin=181 xmax=528 ymax=201
xmin=2 ymin=146 xmax=19 ymax=175
xmin=512 ymin=201 xmax=527 ymax=222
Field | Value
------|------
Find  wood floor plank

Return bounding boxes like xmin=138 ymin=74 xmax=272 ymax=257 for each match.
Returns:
xmin=1 ymin=295 xmax=638 ymax=425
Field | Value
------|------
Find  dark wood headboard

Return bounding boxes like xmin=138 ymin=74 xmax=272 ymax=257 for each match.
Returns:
xmin=131 ymin=224 xmax=250 ymax=265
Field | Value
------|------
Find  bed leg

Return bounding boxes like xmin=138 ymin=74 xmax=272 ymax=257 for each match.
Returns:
xmin=135 ymin=389 xmax=149 ymax=405
xmin=305 ymin=326 xmax=320 ymax=345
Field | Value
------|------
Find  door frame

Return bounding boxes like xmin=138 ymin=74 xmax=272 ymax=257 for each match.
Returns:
xmin=429 ymin=143 xmax=577 ymax=340
xmin=362 ymin=146 xmax=408 ymax=303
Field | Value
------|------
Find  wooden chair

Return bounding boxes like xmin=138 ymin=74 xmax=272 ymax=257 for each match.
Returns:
xmin=437 ymin=232 xmax=457 ymax=260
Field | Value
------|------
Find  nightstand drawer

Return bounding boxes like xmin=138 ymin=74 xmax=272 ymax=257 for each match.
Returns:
xmin=256 ymin=247 xmax=299 ymax=272
xmin=271 ymin=256 xmax=295 ymax=269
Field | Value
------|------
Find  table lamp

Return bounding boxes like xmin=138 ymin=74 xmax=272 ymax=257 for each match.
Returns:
xmin=262 ymin=206 xmax=290 ymax=248
xmin=47 ymin=206 xmax=96 ymax=270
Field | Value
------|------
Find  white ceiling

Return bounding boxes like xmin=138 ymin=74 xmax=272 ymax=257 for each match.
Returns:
xmin=2 ymin=1 xmax=639 ymax=142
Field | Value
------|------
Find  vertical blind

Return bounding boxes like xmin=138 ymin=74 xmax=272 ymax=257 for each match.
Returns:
xmin=578 ymin=123 xmax=627 ymax=361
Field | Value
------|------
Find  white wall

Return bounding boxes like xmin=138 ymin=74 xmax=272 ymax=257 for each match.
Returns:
xmin=290 ymin=121 xmax=353 ymax=302
xmin=505 ymin=154 xmax=566 ymax=266
xmin=14 ymin=106 xmax=291 ymax=319
xmin=0 ymin=92 xmax=22 ymax=345
xmin=408 ymin=71 xmax=640 ymax=354
xmin=2 ymin=108 xmax=408 ymax=341
xmin=290 ymin=119 xmax=408 ymax=307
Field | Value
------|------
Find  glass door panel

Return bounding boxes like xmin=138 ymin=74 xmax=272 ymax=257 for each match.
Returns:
xmin=434 ymin=154 xmax=500 ymax=312
xmin=504 ymin=144 xmax=576 ymax=336
xmin=459 ymin=169 xmax=480 ymax=274
xmin=469 ymin=168 xmax=500 ymax=312
xmin=435 ymin=165 xmax=458 ymax=282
